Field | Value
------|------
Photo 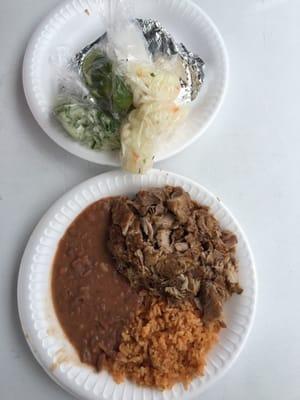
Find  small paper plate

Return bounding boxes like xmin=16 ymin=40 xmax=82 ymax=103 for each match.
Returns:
xmin=23 ymin=0 xmax=228 ymax=166
xmin=18 ymin=169 xmax=256 ymax=400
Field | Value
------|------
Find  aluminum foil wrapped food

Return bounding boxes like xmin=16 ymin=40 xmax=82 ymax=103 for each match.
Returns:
xmin=137 ymin=19 xmax=205 ymax=102
xmin=75 ymin=18 xmax=205 ymax=104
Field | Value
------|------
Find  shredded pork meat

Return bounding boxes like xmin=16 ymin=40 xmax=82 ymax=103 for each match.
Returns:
xmin=108 ymin=186 xmax=242 ymax=323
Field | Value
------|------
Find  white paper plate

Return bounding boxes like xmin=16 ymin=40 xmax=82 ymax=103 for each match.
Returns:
xmin=23 ymin=0 xmax=228 ymax=166
xmin=18 ymin=169 xmax=256 ymax=400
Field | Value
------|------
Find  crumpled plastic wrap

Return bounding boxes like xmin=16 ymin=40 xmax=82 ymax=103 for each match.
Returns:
xmin=75 ymin=18 xmax=205 ymax=104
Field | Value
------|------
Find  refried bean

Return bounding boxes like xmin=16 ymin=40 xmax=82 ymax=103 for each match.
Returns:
xmin=52 ymin=198 xmax=141 ymax=371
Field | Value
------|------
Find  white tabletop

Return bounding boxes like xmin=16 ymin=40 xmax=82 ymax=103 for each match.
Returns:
xmin=0 ymin=0 xmax=299 ymax=399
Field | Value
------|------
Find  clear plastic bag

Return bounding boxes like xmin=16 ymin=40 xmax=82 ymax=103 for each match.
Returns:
xmin=54 ymin=96 xmax=121 ymax=151
xmin=52 ymin=0 xmax=196 ymax=172
xmin=52 ymin=45 xmax=134 ymax=151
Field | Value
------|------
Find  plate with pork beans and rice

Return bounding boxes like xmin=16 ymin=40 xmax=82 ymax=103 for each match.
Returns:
xmin=18 ymin=170 xmax=256 ymax=400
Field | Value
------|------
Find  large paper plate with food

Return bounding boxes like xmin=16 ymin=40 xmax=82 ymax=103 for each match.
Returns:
xmin=23 ymin=0 xmax=228 ymax=171
xmin=18 ymin=169 xmax=256 ymax=400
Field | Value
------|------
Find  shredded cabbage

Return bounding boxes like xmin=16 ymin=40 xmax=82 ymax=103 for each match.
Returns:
xmin=125 ymin=61 xmax=181 ymax=107
xmin=120 ymin=57 xmax=188 ymax=173
xmin=121 ymin=102 xmax=187 ymax=173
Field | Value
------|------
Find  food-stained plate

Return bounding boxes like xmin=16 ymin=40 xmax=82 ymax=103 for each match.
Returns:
xmin=23 ymin=0 xmax=228 ymax=166
xmin=18 ymin=169 xmax=256 ymax=400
